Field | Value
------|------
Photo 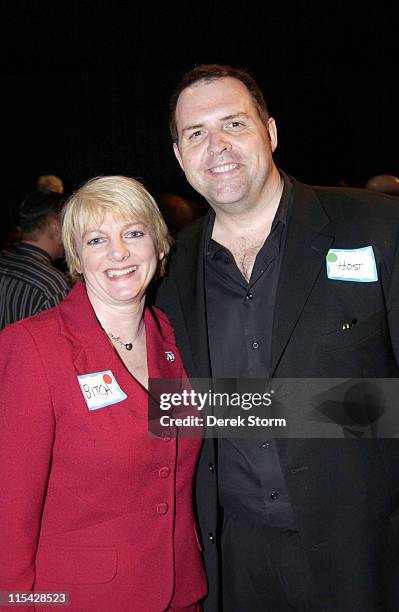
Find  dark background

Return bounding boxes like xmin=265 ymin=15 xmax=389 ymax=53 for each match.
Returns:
xmin=1 ymin=2 xmax=398 ymax=243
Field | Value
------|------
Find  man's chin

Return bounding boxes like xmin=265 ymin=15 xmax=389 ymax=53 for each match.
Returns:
xmin=208 ymin=195 xmax=250 ymax=215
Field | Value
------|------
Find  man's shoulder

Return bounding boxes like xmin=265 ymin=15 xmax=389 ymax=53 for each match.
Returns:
xmin=297 ymin=178 xmax=399 ymax=214
xmin=0 ymin=248 xmax=69 ymax=288
xmin=162 ymin=214 xmax=209 ymax=274
xmin=42 ymin=263 xmax=70 ymax=291
xmin=176 ymin=213 xmax=209 ymax=244
xmin=27 ymin=260 xmax=70 ymax=300
xmin=292 ymin=177 xmax=399 ymax=227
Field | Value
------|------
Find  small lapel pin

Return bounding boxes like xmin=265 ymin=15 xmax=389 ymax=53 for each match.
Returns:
xmin=341 ymin=318 xmax=357 ymax=330
xmin=164 ymin=350 xmax=175 ymax=362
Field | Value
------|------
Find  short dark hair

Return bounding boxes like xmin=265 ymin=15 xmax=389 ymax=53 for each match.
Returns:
xmin=19 ymin=190 xmax=64 ymax=234
xmin=169 ymin=64 xmax=270 ymax=144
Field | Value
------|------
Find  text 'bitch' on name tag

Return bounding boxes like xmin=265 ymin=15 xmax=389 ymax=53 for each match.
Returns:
xmin=77 ymin=370 xmax=127 ymax=410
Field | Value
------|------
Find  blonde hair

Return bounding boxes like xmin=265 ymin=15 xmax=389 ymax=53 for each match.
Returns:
xmin=62 ymin=176 xmax=171 ymax=280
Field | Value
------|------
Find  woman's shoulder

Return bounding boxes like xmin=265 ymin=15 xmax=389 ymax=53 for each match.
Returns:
xmin=0 ymin=303 xmax=64 ymax=364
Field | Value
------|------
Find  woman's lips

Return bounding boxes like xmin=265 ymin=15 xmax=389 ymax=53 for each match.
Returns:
xmin=105 ymin=265 xmax=137 ymax=278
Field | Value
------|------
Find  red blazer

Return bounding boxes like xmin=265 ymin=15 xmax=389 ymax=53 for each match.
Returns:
xmin=0 ymin=282 xmax=207 ymax=611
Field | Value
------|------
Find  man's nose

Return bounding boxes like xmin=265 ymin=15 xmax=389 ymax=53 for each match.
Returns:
xmin=208 ymin=132 xmax=232 ymax=156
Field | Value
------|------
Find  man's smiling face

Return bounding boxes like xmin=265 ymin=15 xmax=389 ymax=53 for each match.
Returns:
xmin=173 ymin=76 xmax=278 ymax=215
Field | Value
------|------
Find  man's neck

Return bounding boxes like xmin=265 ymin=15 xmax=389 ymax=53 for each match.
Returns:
xmin=210 ymin=173 xmax=284 ymax=282
xmin=212 ymin=173 xmax=284 ymax=246
xmin=22 ymin=238 xmax=54 ymax=261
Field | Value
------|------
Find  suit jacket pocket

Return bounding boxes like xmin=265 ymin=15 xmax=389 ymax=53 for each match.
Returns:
xmin=321 ymin=311 xmax=384 ymax=352
xmin=35 ymin=546 xmax=118 ymax=584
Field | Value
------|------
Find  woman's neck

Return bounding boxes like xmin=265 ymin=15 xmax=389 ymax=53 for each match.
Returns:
xmin=88 ymin=292 xmax=145 ymax=340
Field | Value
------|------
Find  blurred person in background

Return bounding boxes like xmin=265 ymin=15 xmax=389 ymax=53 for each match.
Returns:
xmin=37 ymin=173 xmax=64 ymax=194
xmin=0 ymin=189 xmax=69 ymax=329
xmin=365 ymin=174 xmax=399 ymax=196
xmin=158 ymin=192 xmax=198 ymax=238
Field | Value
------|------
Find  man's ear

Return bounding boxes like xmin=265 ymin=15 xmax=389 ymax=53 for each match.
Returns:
xmin=48 ymin=217 xmax=61 ymax=240
xmin=267 ymin=117 xmax=278 ymax=153
xmin=173 ymin=142 xmax=185 ymax=172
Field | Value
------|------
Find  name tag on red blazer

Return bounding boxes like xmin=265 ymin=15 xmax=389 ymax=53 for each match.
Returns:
xmin=77 ymin=370 xmax=127 ymax=410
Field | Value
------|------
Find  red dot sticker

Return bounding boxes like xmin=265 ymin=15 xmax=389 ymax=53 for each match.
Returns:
xmin=103 ymin=374 xmax=113 ymax=385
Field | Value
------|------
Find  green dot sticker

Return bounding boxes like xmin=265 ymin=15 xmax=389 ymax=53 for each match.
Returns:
xmin=326 ymin=252 xmax=338 ymax=263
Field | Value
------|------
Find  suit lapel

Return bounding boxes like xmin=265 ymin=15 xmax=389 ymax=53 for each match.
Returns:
xmin=174 ymin=215 xmax=212 ymax=378
xmin=271 ymin=181 xmax=334 ymax=374
xmin=169 ymin=185 xmax=334 ymax=379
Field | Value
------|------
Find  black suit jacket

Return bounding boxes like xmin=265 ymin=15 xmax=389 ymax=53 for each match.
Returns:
xmin=156 ymin=177 xmax=399 ymax=612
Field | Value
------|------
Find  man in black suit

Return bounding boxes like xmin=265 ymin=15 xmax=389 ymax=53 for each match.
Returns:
xmin=156 ymin=64 xmax=399 ymax=611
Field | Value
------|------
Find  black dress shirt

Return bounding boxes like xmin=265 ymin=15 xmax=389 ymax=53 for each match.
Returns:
xmin=205 ymin=175 xmax=296 ymax=528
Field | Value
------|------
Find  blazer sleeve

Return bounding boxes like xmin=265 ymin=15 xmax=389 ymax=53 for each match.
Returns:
xmin=0 ymin=322 xmax=55 ymax=603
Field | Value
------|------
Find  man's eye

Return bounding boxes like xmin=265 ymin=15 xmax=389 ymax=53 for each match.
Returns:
xmin=227 ymin=121 xmax=244 ymax=129
xmin=189 ymin=130 xmax=204 ymax=139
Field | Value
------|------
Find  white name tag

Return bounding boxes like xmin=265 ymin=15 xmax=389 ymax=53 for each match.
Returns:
xmin=326 ymin=246 xmax=378 ymax=282
xmin=77 ymin=370 xmax=127 ymax=411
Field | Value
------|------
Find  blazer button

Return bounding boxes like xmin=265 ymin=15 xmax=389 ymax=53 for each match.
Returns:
xmin=159 ymin=467 xmax=170 ymax=478
xmin=157 ymin=502 xmax=169 ymax=515
xmin=208 ymin=462 xmax=216 ymax=474
xmin=209 ymin=532 xmax=216 ymax=543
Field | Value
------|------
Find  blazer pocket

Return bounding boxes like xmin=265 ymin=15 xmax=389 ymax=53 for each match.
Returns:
xmin=36 ymin=546 xmax=117 ymax=584
xmin=321 ymin=311 xmax=384 ymax=352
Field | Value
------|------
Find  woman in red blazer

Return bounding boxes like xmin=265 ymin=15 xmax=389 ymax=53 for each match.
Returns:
xmin=0 ymin=176 xmax=207 ymax=611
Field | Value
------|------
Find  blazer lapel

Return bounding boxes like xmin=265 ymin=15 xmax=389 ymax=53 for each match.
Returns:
xmin=271 ymin=181 xmax=334 ymax=374
xmin=57 ymin=281 xmax=112 ymax=374
xmin=145 ymin=306 xmax=184 ymax=380
xmin=58 ymin=284 xmax=183 ymax=420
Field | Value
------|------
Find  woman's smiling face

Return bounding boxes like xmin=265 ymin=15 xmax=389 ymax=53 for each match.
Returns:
xmin=76 ymin=210 xmax=160 ymax=308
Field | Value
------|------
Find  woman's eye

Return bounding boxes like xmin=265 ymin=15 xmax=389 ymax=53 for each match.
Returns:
xmin=126 ymin=230 xmax=144 ymax=238
xmin=87 ymin=237 xmax=104 ymax=246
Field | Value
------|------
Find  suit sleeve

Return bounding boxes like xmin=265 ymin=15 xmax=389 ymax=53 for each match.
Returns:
xmin=384 ymin=226 xmax=399 ymax=367
xmin=0 ymin=322 xmax=55 ymax=606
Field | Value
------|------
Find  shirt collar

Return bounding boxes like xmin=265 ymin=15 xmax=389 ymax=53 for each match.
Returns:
xmin=18 ymin=242 xmax=53 ymax=263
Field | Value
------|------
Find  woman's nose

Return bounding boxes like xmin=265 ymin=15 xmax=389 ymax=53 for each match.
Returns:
xmin=109 ymin=238 xmax=129 ymax=261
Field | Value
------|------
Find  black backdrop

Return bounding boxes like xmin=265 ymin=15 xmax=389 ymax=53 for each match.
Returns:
xmin=1 ymin=3 xmax=398 ymax=242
